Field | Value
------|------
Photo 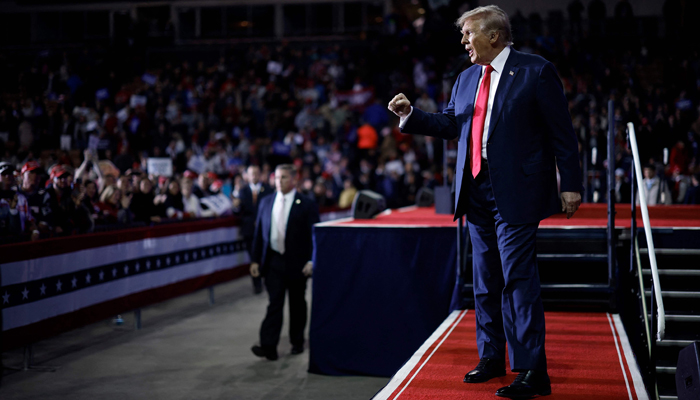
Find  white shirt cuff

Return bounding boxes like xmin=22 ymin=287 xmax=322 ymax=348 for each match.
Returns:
xmin=398 ymin=106 xmax=414 ymax=129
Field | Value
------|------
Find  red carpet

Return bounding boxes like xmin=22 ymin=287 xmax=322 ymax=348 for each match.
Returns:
xmin=331 ymin=204 xmax=700 ymax=228
xmin=373 ymin=310 xmax=648 ymax=400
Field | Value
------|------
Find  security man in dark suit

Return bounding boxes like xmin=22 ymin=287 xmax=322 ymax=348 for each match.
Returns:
xmin=250 ymin=164 xmax=319 ymax=360
xmin=238 ymin=165 xmax=272 ymax=294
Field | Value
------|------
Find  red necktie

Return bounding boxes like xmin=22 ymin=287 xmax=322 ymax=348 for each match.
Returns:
xmin=470 ymin=65 xmax=494 ymax=178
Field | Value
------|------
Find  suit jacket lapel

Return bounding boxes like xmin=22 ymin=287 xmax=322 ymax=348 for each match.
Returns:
xmin=487 ymin=49 xmax=520 ymax=141
xmin=285 ymin=192 xmax=302 ymax=236
xmin=464 ymin=67 xmax=481 ymax=140
xmin=263 ymin=194 xmax=275 ymax=240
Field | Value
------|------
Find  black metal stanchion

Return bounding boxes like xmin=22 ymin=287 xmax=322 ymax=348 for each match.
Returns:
xmin=606 ymin=100 xmax=617 ymax=306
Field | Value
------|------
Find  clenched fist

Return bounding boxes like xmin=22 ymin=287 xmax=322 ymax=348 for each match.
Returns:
xmin=388 ymin=93 xmax=412 ymax=118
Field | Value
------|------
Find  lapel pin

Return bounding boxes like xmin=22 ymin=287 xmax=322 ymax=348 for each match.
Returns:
xmin=509 ymin=71 xmax=514 ymax=76
xmin=295 ymin=199 xmax=301 ymax=204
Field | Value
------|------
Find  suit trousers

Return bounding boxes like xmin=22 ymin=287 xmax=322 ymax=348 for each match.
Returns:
xmin=260 ymin=250 xmax=308 ymax=349
xmin=464 ymin=166 xmax=547 ymax=372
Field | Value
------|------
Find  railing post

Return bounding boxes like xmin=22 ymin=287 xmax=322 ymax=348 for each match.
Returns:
xmin=650 ymin=285 xmax=658 ymax=399
xmin=607 ymin=100 xmax=616 ymax=292
xmin=208 ymin=286 xmax=215 ymax=305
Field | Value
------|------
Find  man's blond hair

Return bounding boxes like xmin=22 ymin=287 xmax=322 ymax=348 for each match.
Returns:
xmin=455 ymin=5 xmax=513 ymax=47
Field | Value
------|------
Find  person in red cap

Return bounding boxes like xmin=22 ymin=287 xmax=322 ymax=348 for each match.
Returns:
xmin=18 ymin=161 xmax=51 ymax=235
xmin=183 ymin=170 xmax=198 ymax=180
xmin=193 ymin=171 xmax=213 ymax=198
xmin=209 ymin=179 xmax=223 ymax=193
xmin=44 ymin=166 xmax=77 ymax=235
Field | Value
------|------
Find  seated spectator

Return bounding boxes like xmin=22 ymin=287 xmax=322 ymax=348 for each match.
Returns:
xmin=638 ymin=165 xmax=672 ymax=206
xmin=96 ymin=185 xmax=129 ymax=225
xmin=156 ymin=179 xmax=185 ymax=219
xmin=193 ymin=171 xmax=215 ymax=198
xmin=74 ymin=179 xmax=100 ymax=233
xmin=338 ymin=178 xmax=358 ymax=208
xmin=200 ymin=180 xmax=233 ymax=217
xmin=45 ymin=167 xmax=77 ymax=235
xmin=614 ymin=168 xmax=631 ymax=203
xmin=116 ymin=175 xmax=134 ymax=211
xmin=684 ymin=173 xmax=700 ymax=204
xmin=131 ymin=178 xmax=161 ymax=224
xmin=313 ymin=178 xmax=330 ymax=207
xmin=181 ymin=174 xmax=215 ymax=218
xmin=19 ymin=161 xmax=44 ymax=218
xmin=155 ymin=176 xmax=169 ymax=195
xmin=0 ymin=162 xmax=36 ymax=239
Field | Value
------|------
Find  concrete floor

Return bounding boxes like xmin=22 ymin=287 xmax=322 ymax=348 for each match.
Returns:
xmin=0 ymin=277 xmax=388 ymax=400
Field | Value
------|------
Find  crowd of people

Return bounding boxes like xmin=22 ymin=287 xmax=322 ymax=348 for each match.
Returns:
xmin=1 ymin=0 xmax=699 ymax=242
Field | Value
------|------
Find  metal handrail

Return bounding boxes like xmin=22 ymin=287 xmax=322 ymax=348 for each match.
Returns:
xmin=627 ymin=122 xmax=666 ymax=341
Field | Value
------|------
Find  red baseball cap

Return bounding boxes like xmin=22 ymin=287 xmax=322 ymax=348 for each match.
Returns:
xmin=51 ymin=167 xmax=71 ymax=179
xmin=183 ymin=170 xmax=198 ymax=179
xmin=210 ymin=180 xmax=223 ymax=192
xmin=206 ymin=172 xmax=218 ymax=180
xmin=21 ymin=161 xmax=41 ymax=175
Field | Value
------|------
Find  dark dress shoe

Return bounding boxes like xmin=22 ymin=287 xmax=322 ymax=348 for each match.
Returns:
xmin=496 ymin=370 xmax=551 ymax=398
xmin=463 ymin=358 xmax=506 ymax=383
xmin=251 ymin=345 xmax=278 ymax=361
xmin=291 ymin=345 xmax=304 ymax=355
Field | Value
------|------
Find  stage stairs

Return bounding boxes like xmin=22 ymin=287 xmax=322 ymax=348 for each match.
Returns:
xmin=461 ymin=227 xmax=614 ymax=309
xmin=639 ymin=229 xmax=700 ymax=400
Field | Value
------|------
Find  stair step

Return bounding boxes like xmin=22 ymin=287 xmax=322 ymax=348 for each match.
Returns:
xmin=645 ymin=291 xmax=700 ymax=298
xmin=657 ymin=339 xmax=695 ymax=347
xmin=536 ymin=254 xmax=607 ymax=260
xmin=467 ymin=254 xmax=607 ymax=260
xmin=657 ymin=365 xmax=677 ymax=374
xmin=650 ymin=314 xmax=700 ymax=322
xmin=642 ymin=269 xmax=700 ymax=276
xmin=464 ymin=283 xmax=610 ymax=290
xmin=640 ymin=248 xmax=700 ymax=255
xmin=666 ymin=314 xmax=700 ymax=322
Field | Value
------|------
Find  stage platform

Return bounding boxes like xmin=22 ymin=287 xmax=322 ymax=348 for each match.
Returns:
xmin=309 ymin=203 xmax=700 ymax=380
xmin=328 ymin=204 xmax=700 ymax=229
xmin=372 ymin=310 xmax=648 ymax=400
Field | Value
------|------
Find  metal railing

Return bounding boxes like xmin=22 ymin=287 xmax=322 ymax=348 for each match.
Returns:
xmin=627 ymin=121 xmax=666 ymax=342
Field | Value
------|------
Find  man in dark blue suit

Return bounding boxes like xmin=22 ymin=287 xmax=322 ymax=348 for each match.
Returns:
xmin=389 ymin=5 xmax=582 ymax=398
xmin=250 ymin=164 xmax=319 ymax=360
xmin=237 ymin=165 xmax=273 ymax=294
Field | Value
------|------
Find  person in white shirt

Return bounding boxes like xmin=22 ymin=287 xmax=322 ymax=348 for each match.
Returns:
xmin=249 ymin=164 xmax=319 ymax=360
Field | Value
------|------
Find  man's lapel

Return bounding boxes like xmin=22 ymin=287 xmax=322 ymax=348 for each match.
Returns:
xmin=487 ymin=48 xmax=520 ymax=141
xmin=286 ymin=193 xmax=302 ymax=236
xmin=264 ymin=193 xmax=276 ymax=238
xmin=462 ymin=67 xmax=481 ymax=142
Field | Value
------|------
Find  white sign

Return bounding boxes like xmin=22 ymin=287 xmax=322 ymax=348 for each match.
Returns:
xmin=147 ymin=158 xmax=173 ymax=177
xmin=200 ymin=194 xmax=233 ymax=217
xmin=88 ymin=134 xmax=100 ymax=151
xmin=130 ymin=95 xmax=147 ymax=108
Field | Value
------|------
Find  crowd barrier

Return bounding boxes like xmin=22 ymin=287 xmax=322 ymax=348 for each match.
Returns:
xmin=0 ymin=217 xmax=250 ymax=351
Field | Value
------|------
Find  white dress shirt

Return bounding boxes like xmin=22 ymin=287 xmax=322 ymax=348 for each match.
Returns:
xmin=270 ymin=189 xmax=296 ymax=254
xmin=400 ymin=46 xmax=511 ymax=160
